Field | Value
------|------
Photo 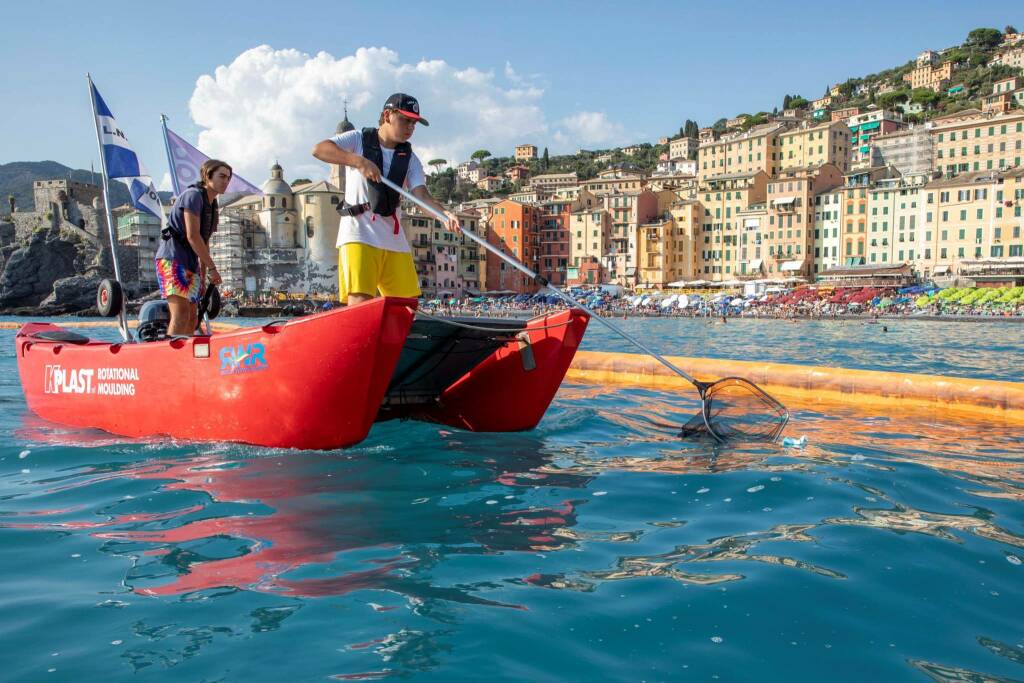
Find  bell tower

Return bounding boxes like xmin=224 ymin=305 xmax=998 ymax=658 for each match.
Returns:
xmin=330 ymin=101 xmax=355 ymax=191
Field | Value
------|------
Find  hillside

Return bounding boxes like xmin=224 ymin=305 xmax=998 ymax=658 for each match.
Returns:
xmin=0 ymin=161 xmax=172 ymax=214
xmin=427 ymin=25 xmax=1024 ymax=205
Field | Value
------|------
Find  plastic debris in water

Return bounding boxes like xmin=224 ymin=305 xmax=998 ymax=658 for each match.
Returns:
xmin=781 ymin=435 xmax=807 ymax=448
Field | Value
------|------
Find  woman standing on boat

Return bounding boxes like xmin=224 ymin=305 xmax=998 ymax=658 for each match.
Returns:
xmin=156 ymin=159 xmax=230 ymax=336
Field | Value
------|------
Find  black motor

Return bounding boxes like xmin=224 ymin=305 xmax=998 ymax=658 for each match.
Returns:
xmin=137 ymin=300 xmax=171 ymax=342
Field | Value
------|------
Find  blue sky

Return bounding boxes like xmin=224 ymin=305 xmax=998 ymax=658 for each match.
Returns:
xmin=1 ymin=1 xmax=1020 ymax=186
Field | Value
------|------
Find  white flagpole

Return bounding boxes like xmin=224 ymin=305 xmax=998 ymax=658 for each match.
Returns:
xmin=86 ymin=73 xmax=131 ymax=342
xmin=160 ymin=113 xmax=182 ymax=197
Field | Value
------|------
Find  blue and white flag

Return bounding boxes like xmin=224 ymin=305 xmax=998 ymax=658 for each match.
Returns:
xmin=90 ymin=80 xmax=164 ymax=221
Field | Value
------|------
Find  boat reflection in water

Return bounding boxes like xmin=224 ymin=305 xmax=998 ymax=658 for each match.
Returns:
xmin=45 ymin=433 xmax=596 ymax=608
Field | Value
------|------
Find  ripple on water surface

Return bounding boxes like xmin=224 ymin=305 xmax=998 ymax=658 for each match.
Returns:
xmin=0 ymin=320 xmax=1023 ymax=680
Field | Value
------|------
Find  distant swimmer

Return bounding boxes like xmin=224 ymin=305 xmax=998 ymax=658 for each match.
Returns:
xmin=882 ymin=325 xmax=888 ymax=332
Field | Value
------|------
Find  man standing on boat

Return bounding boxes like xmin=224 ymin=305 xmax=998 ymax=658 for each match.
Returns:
xmin=312 ymin=93 xmax=460 ymax=306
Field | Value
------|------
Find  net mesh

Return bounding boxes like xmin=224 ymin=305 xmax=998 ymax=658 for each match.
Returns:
xmin=678 ymin=378 xmax=789 ymax=443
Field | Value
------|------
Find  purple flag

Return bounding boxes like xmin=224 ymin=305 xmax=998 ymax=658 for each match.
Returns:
xmin=165 ymin=127 xmax=262 ymax=196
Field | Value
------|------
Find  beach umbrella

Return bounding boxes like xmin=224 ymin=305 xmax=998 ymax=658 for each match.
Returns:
xmin=677 ymin=294 xmax=690 ymax=309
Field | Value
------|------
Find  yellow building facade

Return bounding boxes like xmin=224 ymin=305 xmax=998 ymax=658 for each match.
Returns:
xmin=779 ymin=121 xmax=852 ymax=173
xmin=931 ymin=110 xmax=1024 ymax=176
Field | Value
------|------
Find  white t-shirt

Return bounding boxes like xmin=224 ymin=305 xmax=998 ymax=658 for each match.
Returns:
xmin=330 ymin=129 xmax=426 ymax=252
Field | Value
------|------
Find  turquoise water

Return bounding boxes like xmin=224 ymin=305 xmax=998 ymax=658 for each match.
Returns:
xmin=2 ymin=317 xmax=1023 ymax=681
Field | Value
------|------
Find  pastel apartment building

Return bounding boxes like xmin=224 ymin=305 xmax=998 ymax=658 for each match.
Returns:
xmin=931 ymin=109 xmax=1024 ymax=176
xmin=780 ymin=120 xmax=852 ymax=173
xmin=669 ymin=136 xmax=699 ymax=160
xmin=515 ymin=144 xmax=538 ymax=161
xmin=698 ymin=122 xmax=788 ymax=183
xmin=847 ymin=108 xmax=904 ymax=168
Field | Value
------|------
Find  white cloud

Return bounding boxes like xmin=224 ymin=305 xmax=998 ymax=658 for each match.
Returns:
xmin=187 ymin=46 xmax=632 ymax=185
xmin=557 ymin=111 xmax=629 ymax=148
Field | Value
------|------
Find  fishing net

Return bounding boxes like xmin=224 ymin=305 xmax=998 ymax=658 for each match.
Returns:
xmin=678 ymin=378 xmax=789 ymax=443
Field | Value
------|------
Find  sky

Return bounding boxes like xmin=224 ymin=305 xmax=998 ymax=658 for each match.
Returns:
xmin=1 ymin=1 xmax=1020 ymax=189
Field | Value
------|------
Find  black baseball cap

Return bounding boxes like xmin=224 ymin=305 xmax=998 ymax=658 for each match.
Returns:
xmin=383 ymin=93 xmax=429 ymax=126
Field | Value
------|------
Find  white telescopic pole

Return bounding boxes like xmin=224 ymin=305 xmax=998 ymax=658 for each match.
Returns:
xmin=86 ymin=73 xmax=130 ymax=342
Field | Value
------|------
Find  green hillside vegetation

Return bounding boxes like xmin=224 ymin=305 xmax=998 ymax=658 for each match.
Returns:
xmin=427 ymin=143 xmax=668 ymax=204
xmin=804 ymin=27 xmax=1021 ymax=123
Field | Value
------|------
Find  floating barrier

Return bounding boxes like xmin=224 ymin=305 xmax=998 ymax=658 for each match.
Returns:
xmin=567 ymin=350 xmax=1024 ymax=424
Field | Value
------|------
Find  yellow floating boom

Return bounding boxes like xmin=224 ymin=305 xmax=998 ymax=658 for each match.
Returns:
xmin=567 ymin=350 xmax=1024 ymax=424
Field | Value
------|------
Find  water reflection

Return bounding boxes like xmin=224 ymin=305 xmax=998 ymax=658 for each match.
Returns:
xmin=3 ymin=380 xmax=1024 ymax=680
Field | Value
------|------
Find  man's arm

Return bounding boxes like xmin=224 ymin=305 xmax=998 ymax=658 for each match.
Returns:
xmin=411 ymin=185 xmax=461 ymax=233
xmin=311 ymin=140 xmax=381 ymax=182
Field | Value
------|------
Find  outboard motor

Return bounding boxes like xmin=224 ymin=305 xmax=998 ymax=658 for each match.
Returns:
xmin=137 ymin=300 xmax=171 ymax=342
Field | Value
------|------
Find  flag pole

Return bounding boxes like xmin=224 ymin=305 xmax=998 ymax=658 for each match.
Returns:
xmin=86 ymin=73 xmax=131 ymax=342
xmin=160 ymin=114 xmax=182 ymax=197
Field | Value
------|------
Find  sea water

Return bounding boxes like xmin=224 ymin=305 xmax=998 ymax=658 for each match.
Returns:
xmin=1 ymin=317 xmax=1022 ymax=681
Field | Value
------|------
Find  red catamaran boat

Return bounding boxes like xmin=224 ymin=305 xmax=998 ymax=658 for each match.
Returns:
xmin=14 ymin=298 xmax=589 ymax=450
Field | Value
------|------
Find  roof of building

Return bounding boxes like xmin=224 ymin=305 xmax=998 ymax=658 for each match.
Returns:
xmin=335 ymin=112 xmax=355 ymax=134
xmin=292 ymin=180 xmax=341 ymax=194
xmin=262 ymin=177 xmax=292 ymax=196
xmin=532 ymin=171 xmax=578 ymax=180
xmin=706 ymin=122 xmax=788 ymax=146
xmin=923 ymin=170 xmax=1003 ymax=188
xmin=220 ymin=193 xmax=262 ymax=209
xmin=701 ymin=170 xmax=765 ymax=182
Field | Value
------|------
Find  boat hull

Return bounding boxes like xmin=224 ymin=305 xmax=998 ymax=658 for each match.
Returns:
xmin=15 ymin=297 xmax=416 ymax=450
xmin=379 ymin=308 xmax=590 ymax=432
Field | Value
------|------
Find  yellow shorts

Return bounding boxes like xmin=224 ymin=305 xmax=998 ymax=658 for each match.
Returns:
xmin=338 ymin=242 xmax=421 ymax=301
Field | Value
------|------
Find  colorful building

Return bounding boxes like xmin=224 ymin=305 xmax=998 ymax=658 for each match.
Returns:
xmin=764 ymin=164 xmax=844 ymax=277
xmin=568 ymin=208 xmax=611 ymax=285
xmin=485 ymin=199 xmax=542 ymax=293
xmin=780 ymin=120 xmax=852 ymax=173
xmin=931 ymin=109 xmax=1024 ymax=176
xmin=698 ymin=122 xmax=788 ymax=183
xmin=847 ymin=108 xmax=904 ymax=169
xmin=697 ymin=170 xmax=768 ymax=279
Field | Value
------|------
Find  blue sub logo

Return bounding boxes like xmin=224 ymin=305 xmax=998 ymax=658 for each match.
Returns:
xmin=219 ymin=343 xmax=268 ymax=375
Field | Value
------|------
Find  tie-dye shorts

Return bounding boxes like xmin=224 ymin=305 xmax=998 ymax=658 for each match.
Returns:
xmin=156 ymin=258 xmax=201 ymax=304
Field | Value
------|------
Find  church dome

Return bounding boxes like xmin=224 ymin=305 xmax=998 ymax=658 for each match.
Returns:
xmin=336 ymin=115 xmax=355 ymax=134
xmin=262 ymin=161 xmax=292 ymax=196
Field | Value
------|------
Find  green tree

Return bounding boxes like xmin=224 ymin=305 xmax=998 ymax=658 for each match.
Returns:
xmin=783 ymin=94 xmax=792 ymax=109
xmin=966 ymin=28 xmax=1002 ymax=49
xmin=910 ymin=88 xmax=940 ymax=107
xmin=788 ymin=96 xmax=808 ymax=109
xmin=471 ymin=149 xmax=491 ymax=163
xmin=682 ymin=119 xmax=700 ymax=138
xmin=426 ymin=168 xmax=456 ymax=203
xmin=943 ymin=47 xmax=969 ymax=65
xmin=711 ymin=118 xmax=727 ymax=132
xmin=542 ymin=147 xmax=549 ymax=170
xmin=427 ymin=158 xmax=447 ymax=173
xmin=877 ymin=89 xmax=910 ymax=109
xmin=290 ymin=178 xmax=312 ymax=186
xmin=1005 ymin=25 xmax=1018 ymax=35
xmin=740 ymin=112 xmax=769 ymax=131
